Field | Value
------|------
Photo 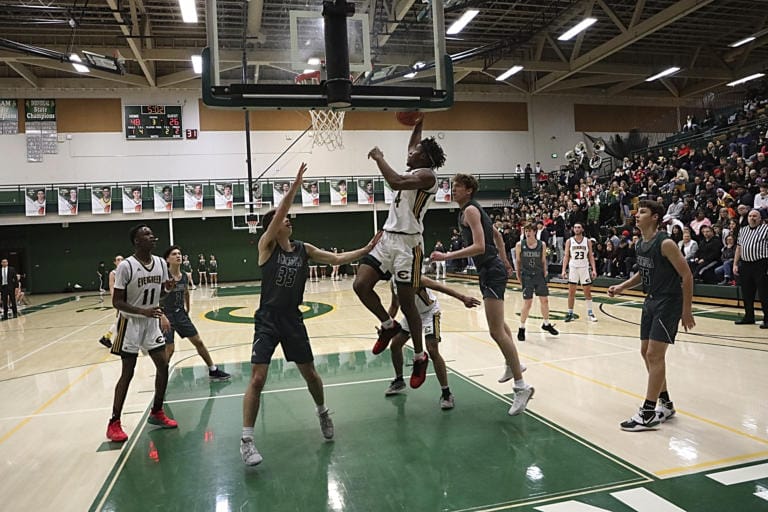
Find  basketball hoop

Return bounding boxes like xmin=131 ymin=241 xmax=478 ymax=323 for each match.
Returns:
xmin=295 ymin=70 xmax=345 ymax=151
xmin=246 ymin=213 xmax=260 ymax=234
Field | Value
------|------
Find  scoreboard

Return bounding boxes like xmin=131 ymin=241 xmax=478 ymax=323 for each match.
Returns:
xmin=124 ymin=105 xmax=182 ymax=139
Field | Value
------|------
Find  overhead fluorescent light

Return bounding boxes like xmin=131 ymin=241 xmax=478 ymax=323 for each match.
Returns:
xmin=496 ymin=65 xmax=523 ymax=81
xmin=307 ymin=57 xmax=321 ymax=66
xmin=729 ymin=36 xmax=756 ymax=48
xmin=69 ymin=53 xmax=90 ymax=73
xmin=178 ymin=0 xmax=198 ymax=23
xmin=447 ymin=9 xmax=479 ymax=35
xmin=645 ymin=66 xmax=681 ymax=82
xmin=557 ymin=18 xmax=597 ymax=41
xmin=727 ymin=73 xmax=765 ymax=87
xmin=404 ymin=72 xmax=417 ymax=79
xmin=191 ymin=55 xmax=202 ymax=74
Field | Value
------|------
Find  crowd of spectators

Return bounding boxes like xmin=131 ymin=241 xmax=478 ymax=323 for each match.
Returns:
xmin=462 ymin=89 xmax=768 ymax=287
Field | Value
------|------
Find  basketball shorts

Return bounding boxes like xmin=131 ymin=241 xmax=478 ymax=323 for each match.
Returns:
xmin=400 ymin=306 xmax=441 ymax=342
xmin=162 ymin=308 xmax=198 ymax=344
xmin=251 ymin=308 xmax=313 ymax=364
xmin=361 ymin=231 xmax=424 ymax=286
xmin=521 ymin=272 xmax=549 ymax=299
xmin=111 ymin=314 xmax=166 ymax=356
xmin=640 ymin=295 xmax=682 ymax=344
xmin=568 ymin=266 xmax=592 ymax=285
xmin=478 ymin=258 xmax=508 ymax=300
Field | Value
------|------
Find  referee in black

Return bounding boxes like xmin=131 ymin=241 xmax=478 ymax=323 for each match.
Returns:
xmin=733 ymin=209 xmax=768 ymax=328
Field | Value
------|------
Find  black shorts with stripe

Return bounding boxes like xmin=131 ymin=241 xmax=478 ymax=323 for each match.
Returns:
xmin=640 ymin=295 xmax=682 ymax=343
xmin=251 ymin=307 xmax=313 ymax=364
xmin=478 ymin=258 xmax=508 ymax=300
xmin=163 ymin=308 xmax=199 ymax=344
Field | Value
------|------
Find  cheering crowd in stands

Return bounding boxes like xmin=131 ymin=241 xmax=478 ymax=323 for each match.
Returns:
xmin=477 ymin=92 xmax=768 ymax=289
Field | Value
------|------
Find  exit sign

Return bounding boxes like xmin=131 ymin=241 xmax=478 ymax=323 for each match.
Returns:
xmin=185 ymin=129 xmax=198 ymax=139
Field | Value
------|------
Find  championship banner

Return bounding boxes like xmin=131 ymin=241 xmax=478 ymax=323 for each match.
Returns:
xmin=357 ymin=179 xmax=374 ymax=205
xmin=154 ymin=184 xmax=173 ymax=212
xmin=58 ymin=187 xmax=78 ymax=215
xmin=25 ymin=187 xmax=46 ymax=216
xmin=435 ymin=178 xmax=452 ymax=202
xmin=24 ymin=99 xmax=56 ymax=122
xmin=184 ymin=183 xmax=204 ymax=211
xmin=0 ymin=99 xmax=19 ymax=134
xmin=273 ymin=181 xmax=291 ymax=205
xmin=383 ymin=181 xmax=394 ymax=205
xmin=122 ymin=185 xmax=143 ymax=213
xmin=92 ymin=186 xmax=112 ymax=214
xmin=330 ymin=179 xmax=348 ymax=206
xmin=301 ymin=181 xmax=319 ymax=207
xmin=214 ymin=183 xmax=234 ymax=210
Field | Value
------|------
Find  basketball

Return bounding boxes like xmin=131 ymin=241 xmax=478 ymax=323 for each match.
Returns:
xmin=396 ymin=111 xmax=424 ymax=126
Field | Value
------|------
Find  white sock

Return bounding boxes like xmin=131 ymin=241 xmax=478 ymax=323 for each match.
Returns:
xmin=586 ymin=300 xmax=593 ymax=313
xmin=414 ymin=351 xmax=425 ymax=360
xmin=242 ymin=427 xmax=254 ymax=440
xmin=381 ymin=318 xmax=394 ymax=328
xmin=316 ymin=404 xmax=328 ymax=415
xmin=519 ymin=320 xmax=526 ymax=328
xmin=514 ymin=378 xmax=526 ymax=388
xmin=209 ymin=365 xmax=217 ymax=372
xmin=542 ymin=320 xmax=550 ymax=326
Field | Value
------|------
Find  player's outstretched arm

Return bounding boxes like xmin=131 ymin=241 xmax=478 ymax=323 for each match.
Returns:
xmin=305 ymin=231 xmax=383 ymax=265
xmin=408 ymin=117 xmax=424 ymax=152
xmin=606 ymin=272 xmax=642 ymax=297
xmin=367 ymin=146 xmax=435 ymax=191
xmin=432 ymin=206 xmax=485 ymax=262
xmin=261 ymin=162 xmax=307 ymax=245
xmin=421 ymin=276 xmax=480 ymax=308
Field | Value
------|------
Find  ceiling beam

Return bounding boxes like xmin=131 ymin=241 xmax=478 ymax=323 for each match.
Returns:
xmin=629 ymin=0 xmax=645 ymax=28
xmin=546 ymin=74 xmax=622 ymax=92
xmin=15 ymin=59 xmax=148 ymax=86
xmin=246 ymin=0 xmax=266 ymax=43
xmin=534 ymin=0 xmax=716 ymax=94
xmin=544 ymin=33 xmax=568 ymax=63
xmin=679 ymin=60 xmax=768 ymax=97
xmin=454 ymin=69 xmax=472 ymax=84
xmin=596 ymin=0 xmax=626 ymax=33
xmin=660 ymin=78 xmax=679 ymax=97
xmin=157 ymin=64 xmax=240 ymax=87
xmin=375 ymin=0 xmax=417 ymax=50
xmin=105 ymin=0 xmax=154 ymax=87
xmin=7 ymin=62 xmax=39 ymax=88
xmin=570 ymin=0 xmax=595 ymax=64
xmin=606 ymin=78 xmax=646 ymax=96
xmin=481 ymin=71 xmax=528 ymax=94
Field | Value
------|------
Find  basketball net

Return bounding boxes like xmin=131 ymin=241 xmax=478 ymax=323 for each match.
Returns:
xmin=295 ymin=70 xmax=345 ymax=151
xmin=247 ymin=219 xmax=260 ymax=234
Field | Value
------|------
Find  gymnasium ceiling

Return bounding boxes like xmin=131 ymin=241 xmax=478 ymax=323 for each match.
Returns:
xmin=0 ymin=0 xmax=767 ymax=101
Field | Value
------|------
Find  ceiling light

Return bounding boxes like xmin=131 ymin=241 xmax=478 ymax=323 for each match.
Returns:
xmin=404 ymin=71 xmax=417 ymax=79
xmin=178 ymin=0 xmax=198 ymax=23
xmin=496 ymin=65 xmax=523 ymax=81
xmin=447 ymin=10 xmax=479 ymax=35
xmin=69 ymin=53 xmax=90 ymax=73
xmin=727 ymin=73 xmax=765 ymax=87
xmin=191 ymin=55 xmax=202 ymax=74
xmin=557 ymin=18 xmax=597 ymax=41
xmin=729 ymin=36 xmax=756 ymax=48
xmin=307 ymin=57 xmax=321 ymax=66
xmin=645 ymin=67 xmax=681 ymax=82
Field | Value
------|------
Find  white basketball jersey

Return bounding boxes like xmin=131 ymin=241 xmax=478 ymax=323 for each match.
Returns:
xmin=382 ymin=168 xmax=438 ymax=234
xmin=568 ymin=236 xmax=590 ymax=269
xmin=390 ymin=280 xmax=439 ymax=315
xmin=114 ymin=255 xmax=168 ymax=317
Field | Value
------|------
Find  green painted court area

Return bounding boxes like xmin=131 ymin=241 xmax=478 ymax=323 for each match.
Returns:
xmin=93 ymin=353 xmax=655 ymax=511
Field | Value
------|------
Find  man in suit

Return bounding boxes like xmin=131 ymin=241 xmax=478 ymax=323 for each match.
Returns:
xmin=1 ymin=259 xmax=19 ymax=320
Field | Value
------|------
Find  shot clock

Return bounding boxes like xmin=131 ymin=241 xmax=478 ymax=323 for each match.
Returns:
xmin=124 ymin=105 xmax=182 ymax=139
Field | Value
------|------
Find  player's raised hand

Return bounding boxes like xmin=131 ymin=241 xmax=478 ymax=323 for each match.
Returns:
xmin=368 ymin=147 xmax=383 ymax=161
xmin=295 ymin=162 xmax=308 ymax=183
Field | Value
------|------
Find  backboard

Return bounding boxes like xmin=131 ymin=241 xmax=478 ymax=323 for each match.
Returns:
xmin=202 ymin=0 xmax=452 ymax=111
xmin=232 ymin=201 xmax=272 ymax=233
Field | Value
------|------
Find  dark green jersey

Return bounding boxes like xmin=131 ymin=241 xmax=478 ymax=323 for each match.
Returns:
xmin=259 ymin=240 xmax=308 ymax=311
xmin=162 ymin=272 xmax=189 ymax=312
xmin=459 ymin=199 xmax=498 ymax=268
xmin=636 ymin=231 xmax=681 ymax=297
xmin=520 ymin=239 xmax=545 ymax=277
xmin=181 ymin=260 xmax=192 ymax=273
